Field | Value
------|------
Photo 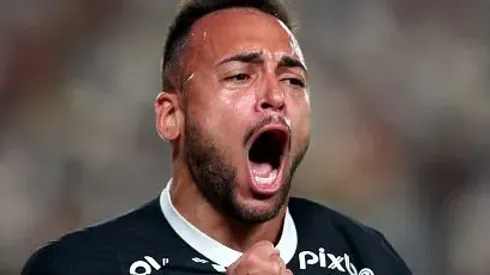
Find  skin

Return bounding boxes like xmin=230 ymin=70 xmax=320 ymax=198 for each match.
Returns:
xmin=226 ymin=241 xmax=293 ymax=275
xmin=155 ymin=8 xmax=311 ymax=253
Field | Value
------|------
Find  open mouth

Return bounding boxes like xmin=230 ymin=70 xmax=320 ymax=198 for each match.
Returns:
xmin=246 ymin=126 xmax=289 ymax=195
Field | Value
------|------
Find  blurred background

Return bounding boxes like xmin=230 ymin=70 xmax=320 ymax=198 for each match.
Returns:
xmin=1 ymin=0 xmax=490 ymax=274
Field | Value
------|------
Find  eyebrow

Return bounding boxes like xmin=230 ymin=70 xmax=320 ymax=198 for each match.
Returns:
xmin=217 ymin=51 xmax=264 ymax=65
xmin=278 ymin=55 xmax=308 ymax=76
xmin=217 ymin=51 xmax=307 ymax=75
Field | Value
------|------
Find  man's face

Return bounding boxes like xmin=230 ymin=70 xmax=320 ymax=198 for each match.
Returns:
xmin=181 ymin=8 xmax=311 ymax=224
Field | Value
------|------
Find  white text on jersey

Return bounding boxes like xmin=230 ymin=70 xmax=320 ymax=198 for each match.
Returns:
xmin=298 ymin=248 xmax=374 ymax=275
xmin=129 ymin=256 xmax=169 ymax=275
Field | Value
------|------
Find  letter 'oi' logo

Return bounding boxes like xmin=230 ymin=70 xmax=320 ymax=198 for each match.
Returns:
xmin=129 ymin=256 xmax=169 ymax=275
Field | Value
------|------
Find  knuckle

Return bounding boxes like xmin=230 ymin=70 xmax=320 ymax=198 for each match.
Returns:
xmin=249 ymin=241 xmax=278 ymax=259
xmin=269 ymin=253 xmax=281 ymax=263
xmin=269 ymin=261 xmax=282 ymax=274
xmin=256 ymin=240 xmax=275 ymax=250
xmin=249 ymin=253 xmax=262 ymax=264
xmin=242 ymin=253 xmax=261 ymax=267
xmin=230 ymin=241 xmax=283 ymax=274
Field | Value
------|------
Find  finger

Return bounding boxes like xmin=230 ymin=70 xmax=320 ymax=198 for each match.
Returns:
xmin=252 ymin=241 xmax=278 ymax=258
xmin=269 ymin=253 xmax=285 ymax=267
xmin=254 ymin=240 xmax=276 ymax=251
xmin=282 ymin=268 xmax=293 ymax=275
xmin=268 ymin=253 xmax=287 ymax=274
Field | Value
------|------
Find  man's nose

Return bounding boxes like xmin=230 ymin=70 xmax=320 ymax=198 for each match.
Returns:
xmin=255 ymin=76 xmax=285 ymax=114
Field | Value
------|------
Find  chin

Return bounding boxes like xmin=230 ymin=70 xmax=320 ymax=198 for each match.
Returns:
xmin=232 ymin=201 xmax=283 ymax=224
xmin=230 ymin=177 xmax=290 ymax=225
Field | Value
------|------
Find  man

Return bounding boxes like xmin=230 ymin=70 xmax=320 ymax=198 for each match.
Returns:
xmin=22 ymin=0 xmax=412 ymax=274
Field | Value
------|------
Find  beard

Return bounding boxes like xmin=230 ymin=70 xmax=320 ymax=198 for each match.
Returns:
xmin=184 ymin=117 xmax=308 ymax=225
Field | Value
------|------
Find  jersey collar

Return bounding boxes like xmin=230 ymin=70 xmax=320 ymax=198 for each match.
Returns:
xmin=159 ymin=179 xmax=298 ymax=268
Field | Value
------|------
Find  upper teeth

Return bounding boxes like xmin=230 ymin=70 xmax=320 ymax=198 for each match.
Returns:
xmin=254 ymin=169 xmax=278 ymax=185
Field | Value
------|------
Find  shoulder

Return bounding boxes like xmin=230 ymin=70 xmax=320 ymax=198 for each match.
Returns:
xmin=21 ymin=241 xmax=80 ymax=275
xmin=288 ymin=197 xmax=411 ymax=273
xmin=22 ymin=198 xmax=167 ymax=275
xmin=289 ymin=197 xmax=382 ymax=243
xmin=289 ymin=196 xmax=374 ymax=234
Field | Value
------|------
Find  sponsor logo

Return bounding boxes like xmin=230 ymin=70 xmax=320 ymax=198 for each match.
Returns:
xmin=129 ymin=256 xmax=169 ymax=275
xmin=298 ymin=248 xmax=374 ymax=275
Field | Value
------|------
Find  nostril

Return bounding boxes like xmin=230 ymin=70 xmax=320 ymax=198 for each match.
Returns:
xmin=261 ymin=102 xmax=273 ymax=110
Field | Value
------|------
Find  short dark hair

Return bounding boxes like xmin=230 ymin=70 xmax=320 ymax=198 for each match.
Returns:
xmin=161 ymin=0 xmax=296 ymax=90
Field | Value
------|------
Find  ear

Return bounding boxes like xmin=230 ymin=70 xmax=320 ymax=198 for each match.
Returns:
xmin=155 ymin=91 xmax=183 ymax=142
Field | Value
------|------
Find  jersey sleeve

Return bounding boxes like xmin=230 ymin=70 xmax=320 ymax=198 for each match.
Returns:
xmin=372 ymin=229 xmax=412 ymax=273
xmin=21 ymin=243 xmax=64 ymax=275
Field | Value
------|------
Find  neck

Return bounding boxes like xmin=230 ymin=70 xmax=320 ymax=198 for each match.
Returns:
xmin=170 ymin=165 xmax=286 ymax=252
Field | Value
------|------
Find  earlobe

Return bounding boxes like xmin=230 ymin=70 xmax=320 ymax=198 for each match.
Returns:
xmin=155 ymin=91 xmax=181 ymax=142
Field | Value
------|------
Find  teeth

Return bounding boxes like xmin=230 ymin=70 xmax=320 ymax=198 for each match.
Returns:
xmin=254 ymin=169 xmax=278 ymax=185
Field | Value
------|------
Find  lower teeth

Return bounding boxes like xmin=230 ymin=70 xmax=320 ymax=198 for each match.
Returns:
xmin=254 ymin=169 xmax=278 ymax=184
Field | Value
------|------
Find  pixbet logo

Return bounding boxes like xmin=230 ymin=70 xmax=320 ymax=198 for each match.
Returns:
xmin=298 ymin=248 xmax=374 ymax=275
xmin=129 ymin=256 xmax=169 ymax=275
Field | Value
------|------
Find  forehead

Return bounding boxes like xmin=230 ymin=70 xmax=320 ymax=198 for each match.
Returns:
xmin=186 ymin=8 xmax=302 ymax=65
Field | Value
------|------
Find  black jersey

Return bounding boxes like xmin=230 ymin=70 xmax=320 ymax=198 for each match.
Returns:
xmin=22 ymin=184 xmax=411 ymax=275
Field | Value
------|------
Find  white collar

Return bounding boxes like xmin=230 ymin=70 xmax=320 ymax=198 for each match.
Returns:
xmin=159 ymin=179 xmax=298 ymax=268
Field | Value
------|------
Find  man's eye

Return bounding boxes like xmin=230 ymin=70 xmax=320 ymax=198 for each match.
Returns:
xmin=284 ymin=78 xmax=306 ymax=88
xmin=225 ymin=74 xmax=251 ymax=82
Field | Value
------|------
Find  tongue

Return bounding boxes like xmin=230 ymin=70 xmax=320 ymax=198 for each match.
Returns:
xmin=250 ymin=162 xmax=273 ymax=177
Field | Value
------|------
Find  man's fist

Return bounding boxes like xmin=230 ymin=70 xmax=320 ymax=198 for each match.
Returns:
xmin=226 ymin=241 xmax=292 ymax=275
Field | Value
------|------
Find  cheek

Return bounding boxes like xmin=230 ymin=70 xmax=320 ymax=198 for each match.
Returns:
xmin=290 ymin=96 xmax=311 ymax=141
xmin=196 ymin=95 xmax=252 ymax=144
xmin=213 ymin=89 xmax=257 ymax=130
xmin=219 ymin=86 xmax=257 ymax=112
